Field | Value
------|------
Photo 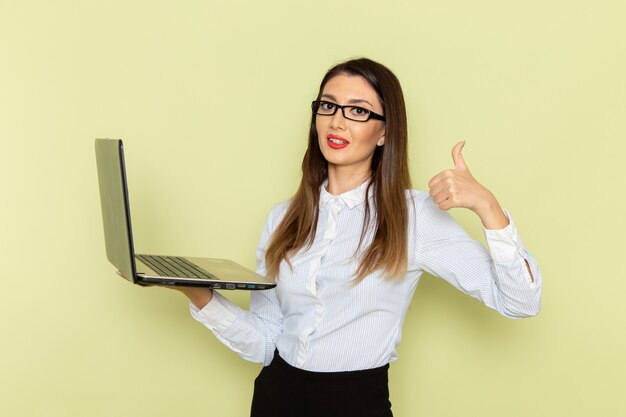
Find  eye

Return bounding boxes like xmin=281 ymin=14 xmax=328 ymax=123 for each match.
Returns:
xmin=349 ymin=106 xmax=370 ymax=116
xmin=320 ymin=101 xmax=336 ymax=111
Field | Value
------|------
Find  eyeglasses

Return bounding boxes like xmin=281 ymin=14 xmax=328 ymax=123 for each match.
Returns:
xmin=311 ymin=100 xmax=386 ymax=122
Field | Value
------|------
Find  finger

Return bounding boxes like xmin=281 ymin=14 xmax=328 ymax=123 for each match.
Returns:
xmin=428 ymin=178 xmax=439 ymax=195
xmin=438 ymin=197 xmax=456 ymax=211
xmin=427 ymin=175 xmax=439 ymax=189
xmin=428 ymin=180 xmax=446 ymax=198
xmin=427 ymin=169 xmax=453 ymax=188
xmin=432 ymin=189 xmax=450 ymax=205
xmin=452 ymin=141 xmax=467 ymax=170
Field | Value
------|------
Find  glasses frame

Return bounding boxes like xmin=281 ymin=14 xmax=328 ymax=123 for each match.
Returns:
xmin=311 ymin=100 xmax=386 ymax=122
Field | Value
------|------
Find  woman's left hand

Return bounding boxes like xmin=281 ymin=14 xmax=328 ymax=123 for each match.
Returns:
xmin=427 ymin=141 xmax=509 ymax=229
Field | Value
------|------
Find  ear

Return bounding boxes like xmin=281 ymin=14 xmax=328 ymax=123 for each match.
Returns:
xmin=377 ymin=134 xmax=385 ymax=147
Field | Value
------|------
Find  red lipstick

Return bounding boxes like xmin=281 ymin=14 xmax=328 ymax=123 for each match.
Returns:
xmin=327 ymin=134 xmax=350 ymax=149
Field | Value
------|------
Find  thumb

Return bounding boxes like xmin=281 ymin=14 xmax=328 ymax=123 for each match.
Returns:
xmin=452 ymin=141 xmax=468 ymax=170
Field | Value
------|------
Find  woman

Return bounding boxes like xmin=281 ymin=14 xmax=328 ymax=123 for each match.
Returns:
xmin=174 ymin=58 xmax=542 ymax=417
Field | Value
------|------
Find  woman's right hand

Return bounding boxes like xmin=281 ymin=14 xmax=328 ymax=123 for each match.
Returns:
xmin=170 ymin=286 xmax=213 ymax=310
xmin=116 ymin=270 xmax=213 ymax=309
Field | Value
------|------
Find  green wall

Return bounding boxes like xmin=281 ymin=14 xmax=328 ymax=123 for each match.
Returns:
xmin=1 ymin=1 xmax=624 ymax=416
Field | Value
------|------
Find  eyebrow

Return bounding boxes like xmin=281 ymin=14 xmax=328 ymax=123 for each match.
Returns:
xmin=320 ymin=94 xmax=374 ymax=107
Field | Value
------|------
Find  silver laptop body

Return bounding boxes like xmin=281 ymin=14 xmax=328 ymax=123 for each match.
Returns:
xmin=95 ymin=138 xmax=276 ymax=290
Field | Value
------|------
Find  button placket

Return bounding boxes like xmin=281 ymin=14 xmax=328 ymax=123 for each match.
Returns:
xmin=296 ymin=198 xmax=342 ymax=367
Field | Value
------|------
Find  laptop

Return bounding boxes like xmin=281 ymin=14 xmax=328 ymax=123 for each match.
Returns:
xmin=95 ymin=138 xmax=276 ymax=290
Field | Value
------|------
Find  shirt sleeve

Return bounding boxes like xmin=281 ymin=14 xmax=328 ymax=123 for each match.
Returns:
xmin=412 ymin=194 xmax=542 ymax=318
xmin=189 ymin=206 xmax=285 ymax=365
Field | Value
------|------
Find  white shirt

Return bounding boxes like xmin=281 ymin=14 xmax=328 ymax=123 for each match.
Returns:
xmin=190 ymin=181 xmax=542 ymax=372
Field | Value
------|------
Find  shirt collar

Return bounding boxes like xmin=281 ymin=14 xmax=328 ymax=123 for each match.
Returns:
xmin=320 ymin=179 xmax=372 ymax=210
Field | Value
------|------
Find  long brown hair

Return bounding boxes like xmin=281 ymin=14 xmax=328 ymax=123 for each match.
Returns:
xmin=265 ymin=58 xmax=411 ymax=281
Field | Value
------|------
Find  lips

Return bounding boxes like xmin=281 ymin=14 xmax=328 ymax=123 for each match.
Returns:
xmin=327 ymin=134 xmax=350 ymax=149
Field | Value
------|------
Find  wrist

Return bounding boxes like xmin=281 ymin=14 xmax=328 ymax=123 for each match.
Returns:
xmin=475 ymin=194 xmax=509 ymax=230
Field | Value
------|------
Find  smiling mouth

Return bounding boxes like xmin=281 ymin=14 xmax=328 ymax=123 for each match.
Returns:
xmin=327 ymin=134 xmax=350 ymax=148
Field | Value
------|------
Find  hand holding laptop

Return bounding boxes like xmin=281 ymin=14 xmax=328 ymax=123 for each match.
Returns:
xmin=173 ymin=286 xmax=213 ymax=309
xmin=117 ymin=270 xmax=213 ymax=309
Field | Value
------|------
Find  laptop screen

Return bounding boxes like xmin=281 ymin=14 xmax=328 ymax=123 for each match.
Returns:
xmin=95 ymin=139 xmax=137 ymax=282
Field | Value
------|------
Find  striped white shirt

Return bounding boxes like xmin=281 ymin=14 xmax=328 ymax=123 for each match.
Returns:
xmin=190 ymin=181 xmax=542 ymax=372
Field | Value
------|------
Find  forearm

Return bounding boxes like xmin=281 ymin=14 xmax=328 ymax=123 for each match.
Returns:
xmin=483 ymin=213 xmax=542 ymax=316
xmin=480 ymin=204 xmax=535 ymax=282
xmin=490 ymin=254 xmax=542 ymax=318
xmin=190 ymin=290 xmax=282 ymax=365
xmin=474 ymin=192 xmax=509 ymax=230
xmin=416 ymin=196 xmax=542 ymax=318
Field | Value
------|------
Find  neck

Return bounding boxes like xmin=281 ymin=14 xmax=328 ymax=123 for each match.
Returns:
xmin=326 ymin=165 xmax=371 ymax=195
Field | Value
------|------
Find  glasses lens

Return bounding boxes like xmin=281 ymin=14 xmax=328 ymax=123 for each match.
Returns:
xmin=344 ymin=106 xmax=370 ymax=121
xmin=315 ymin=101 xmax=336 ymax=115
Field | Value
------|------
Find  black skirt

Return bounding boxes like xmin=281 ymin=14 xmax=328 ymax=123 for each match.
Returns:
xmin=250 ymin=350 xmax=393 ymax=417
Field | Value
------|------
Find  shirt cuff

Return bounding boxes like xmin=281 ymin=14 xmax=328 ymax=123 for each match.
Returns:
xmin=189 ymin=290 xmax=237 ymax=332
xmin=483 ymin=208 xmax=524 ymax=262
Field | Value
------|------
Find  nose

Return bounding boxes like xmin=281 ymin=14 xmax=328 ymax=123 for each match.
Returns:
xmin=330 ymin=107 xmax=347 ymax=130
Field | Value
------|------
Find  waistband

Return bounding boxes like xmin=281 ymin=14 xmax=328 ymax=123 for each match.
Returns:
xmin=270 ymin=350 xmax=390 ymax=381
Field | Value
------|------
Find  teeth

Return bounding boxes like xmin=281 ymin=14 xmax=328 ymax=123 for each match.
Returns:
xmin=329 ymin=138 xmax=347 ymax=144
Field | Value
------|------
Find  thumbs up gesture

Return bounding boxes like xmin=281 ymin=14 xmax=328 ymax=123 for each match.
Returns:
xmin=427 ymin=141 xmax=509 ymax=229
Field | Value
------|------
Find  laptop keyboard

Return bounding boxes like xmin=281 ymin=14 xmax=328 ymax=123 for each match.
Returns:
xmin=136 ymin=255 xmax=216 ymax=279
